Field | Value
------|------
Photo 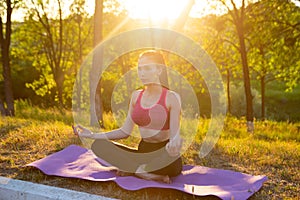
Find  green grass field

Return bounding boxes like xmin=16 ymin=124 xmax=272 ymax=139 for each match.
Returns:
xmin=0 ymin=104 xmax=299 ymax=199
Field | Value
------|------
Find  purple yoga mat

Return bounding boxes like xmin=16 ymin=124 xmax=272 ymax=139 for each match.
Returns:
xmin=26 ymin=145 xmax=267 ymax=200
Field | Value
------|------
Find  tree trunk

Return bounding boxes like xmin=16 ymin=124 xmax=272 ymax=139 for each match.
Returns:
xmin=121 ymin=55 xmax=132 ymax=92
xmin=226 ymin=68 xmax=231 ymax=114
xmin=54 ymin=71 xmax=65 ymax=107
xmin=0 ymin=0 xmax=14 ymax=116
xmin=56 ymin=0 xmax=64 ymax=107
xmin=173 ymin=0 xmax=195 ymax=31
xmin=2 ymin=42 xmax=14 ymax=116
xmin=261 ymin=75 xmax=265 ymax=121
xmin=76 ymin=15 xmax=83 ymax=112
xmin=237 ymin=26 xmax=254 ymax=132
xmin=232 ymin=2 xmax=254 ymax=133
xmin=76 ymin=69 xmax=82 ymax=113
xmin=90 ymin=0 xmax=104 ymax=127
xmin=0 ymin=99 xmax=6 ymax=116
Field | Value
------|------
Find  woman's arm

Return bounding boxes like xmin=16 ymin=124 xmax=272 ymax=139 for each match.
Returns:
xmin=74 ymin=91 xmax=138 ymax=140
xmin=73 ymin=126 xmax=130 ymax=140
xmin=165 ymin=91 xmax=183 ymax=156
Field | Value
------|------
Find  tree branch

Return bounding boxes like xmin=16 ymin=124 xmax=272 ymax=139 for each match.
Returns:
xmin=222 ymin=38 xmax=240 ymax=52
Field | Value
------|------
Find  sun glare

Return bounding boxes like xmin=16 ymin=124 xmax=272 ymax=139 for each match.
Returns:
xmin=119 ymin=0 xmax=189 ymax=21
xmin=10 ymin=0 xmax=222 ymax=23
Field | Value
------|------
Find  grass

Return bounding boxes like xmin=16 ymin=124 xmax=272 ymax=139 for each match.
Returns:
xmin=0 ymin=104 xmax=299 ymax=199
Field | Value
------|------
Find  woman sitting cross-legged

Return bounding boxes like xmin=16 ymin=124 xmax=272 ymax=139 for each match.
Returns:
xmin=73 ymin=50 xmax=183 ymax=184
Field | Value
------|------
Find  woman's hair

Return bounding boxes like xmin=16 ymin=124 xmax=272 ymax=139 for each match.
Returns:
xmin=138 ymin=50 xmax=169 ymax=88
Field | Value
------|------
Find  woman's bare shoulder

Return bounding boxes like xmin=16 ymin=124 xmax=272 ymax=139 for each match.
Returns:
xmin=132 ymin=89 xmax=143 ymax=97
xmin=167 ymin=90 xmax=181 ymax=100
xmin=131 ymin=89 xmax=143 ymax=104
xmin=166 ymin=90 xmax=181 ymax=107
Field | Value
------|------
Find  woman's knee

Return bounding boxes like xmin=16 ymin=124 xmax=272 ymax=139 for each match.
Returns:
xmin=91 ymin=139 xmax=112 ymax=156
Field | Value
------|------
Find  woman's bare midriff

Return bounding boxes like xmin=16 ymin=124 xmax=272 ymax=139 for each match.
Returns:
xmin=139 ymin=127 xmax=170 ymax=143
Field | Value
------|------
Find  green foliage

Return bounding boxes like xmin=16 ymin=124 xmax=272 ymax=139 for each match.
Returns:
xmin=228 ymin=83 xmax=261 ymax=118
xmin=247 ymin=0 xmax=300 ymax=91
xmin=185 ymin=0 xmax=300 ymax=122
xmin=3 ymin=0 xmax=300 ymax=122
xmin=10 ymin=19 xmax=56 ymax=105
xmin=265 ymin=82 xmax=300 ymax=122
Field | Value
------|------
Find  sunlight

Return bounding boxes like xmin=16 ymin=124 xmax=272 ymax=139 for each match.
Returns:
xmin=119 ymin=0 xmax=189 ymax=21
xmin=10 ymin=0 xmax=221 ymax=22
xmin=292 ymin=0 xmax=300 ymax=7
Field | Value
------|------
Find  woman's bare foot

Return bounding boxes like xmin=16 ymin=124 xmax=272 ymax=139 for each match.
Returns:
xmin=106 ymin=166 xmax=134 ymax=177
xmin=116 ymin=170 xmax=134 ymax=177
xmin=134 ymin=164 xmax=171 ymax=183
xmin=135 ymin=172 xmax=171 ymax=184
xmin=104 ymin=166 xmax=118 ymax=171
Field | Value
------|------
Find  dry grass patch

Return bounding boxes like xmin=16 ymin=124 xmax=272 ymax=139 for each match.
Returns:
xmin=0 ymin=109 xmax=299 ymax=199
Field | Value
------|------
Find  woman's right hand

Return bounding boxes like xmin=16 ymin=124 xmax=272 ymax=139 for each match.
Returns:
xmin=72 ymin=124 xmax=94 ymax=138
xmin=166 ymin=134 xmax=182 ymax=157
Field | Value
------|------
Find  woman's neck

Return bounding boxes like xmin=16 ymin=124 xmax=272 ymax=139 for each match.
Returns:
xmin=144 ymin=83 xmax=163 ymax=94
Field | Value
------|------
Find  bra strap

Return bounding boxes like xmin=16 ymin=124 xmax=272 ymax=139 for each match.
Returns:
xmin=158 ymin=87 xmax=167 ymax=105
xmin=136 ymin=89 xmax=144 ymax=104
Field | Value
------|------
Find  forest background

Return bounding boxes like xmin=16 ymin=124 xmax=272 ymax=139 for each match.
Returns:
xmin=0 ymin=0 xmax=299 ymax=124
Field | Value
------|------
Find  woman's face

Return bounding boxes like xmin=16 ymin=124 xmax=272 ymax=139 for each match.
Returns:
xmin=138 ymin=57 xmax=162 ymax=85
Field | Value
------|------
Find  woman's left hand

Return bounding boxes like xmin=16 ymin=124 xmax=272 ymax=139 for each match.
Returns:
xmin=72 ymin=124 xmax=94 ymax=138
xmin=166 ymin=134 xmax=182 ymax=157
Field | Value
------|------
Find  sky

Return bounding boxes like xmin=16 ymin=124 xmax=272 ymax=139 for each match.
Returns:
xmin=9 ymin=0 xmax=300 ymax=22
xmin=10 ymin=0 xmax=216 ymax=22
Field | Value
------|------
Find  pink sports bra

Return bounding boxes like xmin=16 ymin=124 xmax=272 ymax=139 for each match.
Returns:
xmin=131 ymin=88 xmax=170 ymax=130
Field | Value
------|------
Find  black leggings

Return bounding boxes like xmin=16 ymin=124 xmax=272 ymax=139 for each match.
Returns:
xmin=91 ymin=139 xmax=182 ymax=177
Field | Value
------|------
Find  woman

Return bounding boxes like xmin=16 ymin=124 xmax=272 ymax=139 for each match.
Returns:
xmin=73 ymin=50 xmax=183 ymax=183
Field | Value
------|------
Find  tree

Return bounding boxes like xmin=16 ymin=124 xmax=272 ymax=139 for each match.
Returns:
xmin=247 ymin=0 xmax=300 ymax=120
xmin=10 ymin=21 xmax=42 ymax=104
xmin=246 ymin=1 xmax=277 ymax=121
xmin=90 ymin=0 xmax=104 ymax=126
xmin=90 ymin=0 xmax=137 ymax=127
xmin=208 ymin=0 xmax=254 ymax=132
xmin=0 ymin=0 xmax=17 ymax=116
xmin=192 ymin=14 xmax=242 ymax=115
xmin=68 ymin=0 xmax=93 ymax=109
xmin=269 ymin=0 xmax=300 ymax=91
xmin=26 ymin=0 xmax=73 ymax=107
